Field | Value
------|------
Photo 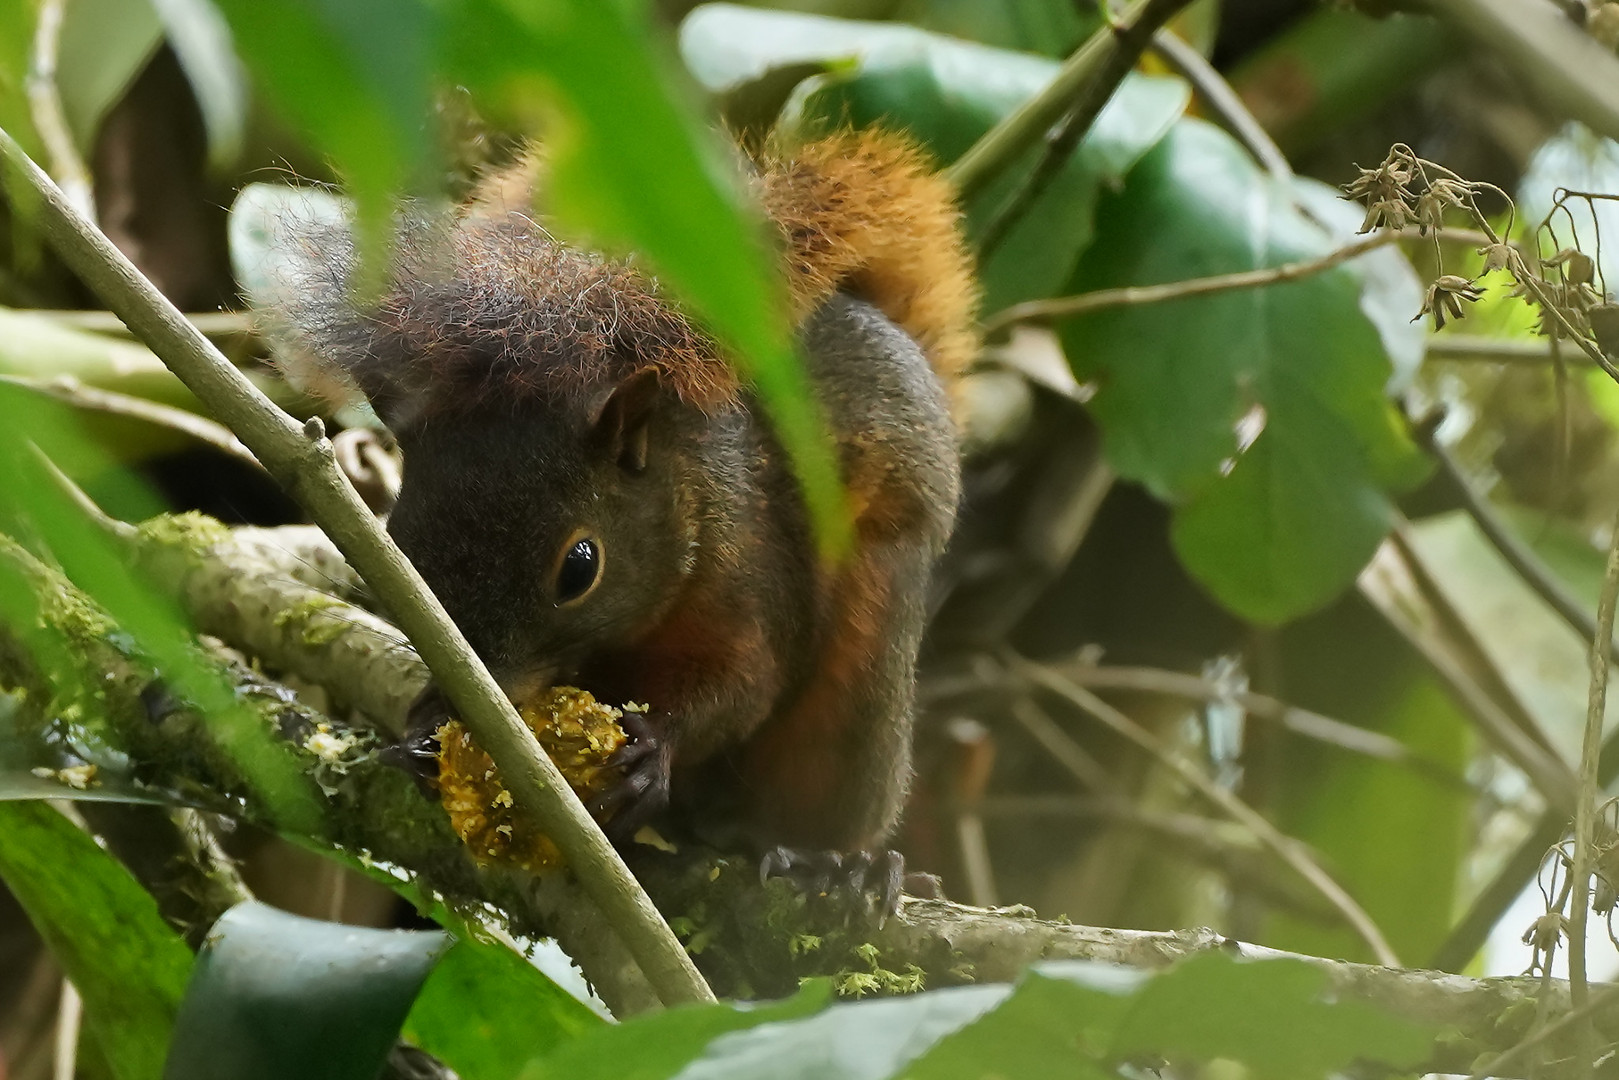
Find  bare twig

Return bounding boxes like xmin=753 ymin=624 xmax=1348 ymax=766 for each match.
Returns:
xmin=1363 ymin=528 xmax=1576 ymax=812
xmin=32 ymin=309 xmax=254 ymax=341
xmin=1418 ymin=428 xmax=1618 ymax=672
xmin=51 ymin=981 xmax=79 ymax=1080
xmin=981 ymin=232 xmax=1399 ymax=336
xmin=0 ymin=123 xmax=713 ymax=1010
xmin=1465 ymin=981 xmax=1619 ymax=1080
xmin=2 ymin=374 xmax=264 ymax=472
xmin=24 ymin=0 xmax=93 ymax=220
xmin=1147 ymin=29 xmax=1291 ymax=181
xmin=945 ymin=0 xmax=1189 ymax=199
xmin=1426 ymin=335 xmax=1582 ymax=365
xmin=1006 ymin=651 xmax=1402 ymax=966
xmin=973 ymin=0 xmax=1197 ymax=257
xmin=1569 ymin=503 xmax=1619 ymax=1066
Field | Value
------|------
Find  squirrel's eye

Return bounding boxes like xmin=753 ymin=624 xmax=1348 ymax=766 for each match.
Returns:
xmin=555 ymin=537 xmax=601 ymax=604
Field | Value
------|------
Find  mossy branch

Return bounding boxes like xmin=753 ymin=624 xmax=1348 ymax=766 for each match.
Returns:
xmin=0 ymin=124 xmax=713 ymax=1010
xmin=5 ymin=518 xmax=1610 ymax=1071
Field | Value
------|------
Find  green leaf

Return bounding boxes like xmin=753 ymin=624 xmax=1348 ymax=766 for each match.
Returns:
xmin=0 ymin=800 xmax=194 ymax=1080
xmin=163 ymin=900 xmax=449 ymax=1080
xmin=1110 ymin=952 xmax=1433 ymax=1078
xmin=1057 ymin=119 xmax=1427 ymax=623
xmin=207 ymin=0 xmax=436 ymax=244
xmin=150 ymin=0 xmax=249 ymax=170
xmin=0 ymin=381 xmax=324 ymax=833
xmin=679 ymin=3 xmax=1189 ymax=312
xmin=404 ymin=937 xmax=604 ymax=1080
xmin=55 ymin=0 xmax=164 ymax=149
xmin=521 ymin=981 xmax=837 ymax=1080
xmin=906 ymin=963 xmax=1144 ymax=1079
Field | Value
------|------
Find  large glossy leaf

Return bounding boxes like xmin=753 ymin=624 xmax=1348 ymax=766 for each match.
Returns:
xmin=1108 ymin=953 xmax=1432 ymax=1077
xmin=678 ymin=4 xmax=1189 ymax=314
xmin=522 ymin=952 xmax=1432 ymax=1079
xmin=0 ymin=800 xmax=194 ymax=1080
xmin=55 ymin=0 xmax=164 ymax=149
xmin=1057 ymin=119 xmax=1428 ymax=623
xmin=404 ymin=937 xmax=604 ymax=1080
xmin=522 ymin=982 xmax=836 ymax=1080
xmin=163 ymin=901 xmax=449 ymax=1080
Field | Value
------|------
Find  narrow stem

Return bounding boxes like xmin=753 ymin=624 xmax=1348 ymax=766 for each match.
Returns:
xmin=1147 ymin=30 xmax=1291 ymax=182
xmin=0 ymin=123 xmax=714 ymax=1010
xmin=945 ymin=0 xmax=1171 ymax=199
xmin=1008 ymin=652 xmax=1402 ymax=966
xmin=1568 ymin=502 xmax=1619 ymax=1070
xmin=981 ymin=231 xmax=1397 ymax=335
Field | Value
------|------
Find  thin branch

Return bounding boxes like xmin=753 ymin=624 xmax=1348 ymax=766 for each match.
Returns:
xmin=1365 ymin=528 xmax=1577 ymax=812
xmin=1426 ymin=335 xmax=1580 ymax=365
xmin=0 ymin=124 xmax=714 ymax=1010
xmin=1569 ymin=503 xmax=1619 ymax=1062
xmin=980 ymin=231 xmax=1399 ymax=336
xmin=945 ymin=0 xmax=1188 ymax=200
xmin=2 ymin=374 xmax=265 ymax=472
xmin=1057 ymin=662 xmax=1472 ymax=791
xmin=1422 ymin=0 xmax=1619 ymax=145
xmin=24 ymin=0 xmax=93 ymax=221
xmin=1419 ymin=427 xmax=1619 ymax=672
xmin=1147 ymin=30 xmax=1291 ymax=182
xmin=1006 ymin=651 xmax=1402 ymax=966
xmin=31 ymin=309 xmax=254 ymax=341
xmin=973 ymin=0 xmax=1196 ymax=257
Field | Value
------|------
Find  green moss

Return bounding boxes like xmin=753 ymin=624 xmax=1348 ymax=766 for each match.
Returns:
xmin=272 ymin=594 xmax=351 ymax=646
xmin=135 ymin=511 xmax=233 ymax=553
xmin=829 ymin=942 xmax=925 ymax=998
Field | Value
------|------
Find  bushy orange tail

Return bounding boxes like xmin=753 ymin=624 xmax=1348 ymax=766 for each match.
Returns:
xmin=757 ymin=130 xmax=979 ymax=384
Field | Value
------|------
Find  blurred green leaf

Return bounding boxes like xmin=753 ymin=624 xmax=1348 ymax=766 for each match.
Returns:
xmin=0 ymin=380 xmax=323 ymax=832
xmin=404 ymin=937 xmax=604 ymax=1080
xmin=1057 ymin=119 xmax=1427 ymax=623
xmin=1110 ymin=953 xmax=1432 ymax=1078
xmin=521 ymin=981 xmax=836 ymax=1080
xmin=208 ymin=0 xmax=848 ymax=553
xmin=679 ymin=3 xmax=1189 ymax=313
xmin=150 ymin=0 xmax=248 ymax=170
xmin=521 ymin=953 xmax=1432 ymax=1078
xmin=163 ymin=900 xmax=448 ymax=1080
xmin=0 ymin=800 xmax=194 ymax=1080
xmin=1269 ymin=592 xmax=1472 ymax=963
xmin=906 ymin=964 xmax=1143 ymax=1079
xmin=56 ymin=0 xmax=164 ymax=149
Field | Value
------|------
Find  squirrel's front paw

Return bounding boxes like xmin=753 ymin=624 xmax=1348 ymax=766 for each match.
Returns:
xmin=588 ymin=709 xmax=673 ymax=843
xmin=379 ymin=683 xmax=450 ymax=793
xmin=759 ymin=846 xmax=909 ymax=925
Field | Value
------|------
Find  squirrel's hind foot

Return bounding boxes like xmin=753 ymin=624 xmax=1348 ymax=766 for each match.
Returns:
xmin=758 ymin=846 xmax=939 ymax=926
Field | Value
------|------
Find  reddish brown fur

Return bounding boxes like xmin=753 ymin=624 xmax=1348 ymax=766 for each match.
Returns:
xmin=457 ymin=128 xmax=978 ymax=401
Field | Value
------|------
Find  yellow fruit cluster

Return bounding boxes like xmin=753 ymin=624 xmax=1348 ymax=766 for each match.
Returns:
xmin=436 ymin=686 xmax=627 ymax=871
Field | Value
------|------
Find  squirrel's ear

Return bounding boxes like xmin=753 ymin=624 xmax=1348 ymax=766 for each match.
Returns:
xmin=590 ymin=366 xmax=662 ymax=473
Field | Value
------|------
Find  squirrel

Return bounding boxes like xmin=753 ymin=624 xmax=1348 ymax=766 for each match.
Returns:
xmin=272 ymin=130 xmax=978 ymax=888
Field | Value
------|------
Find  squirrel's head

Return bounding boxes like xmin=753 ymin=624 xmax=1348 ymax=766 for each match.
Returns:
xmin=259 ymin=208 xmax=743 ymax=700
xmin=384 ymin=366 xmax=696 ymax=700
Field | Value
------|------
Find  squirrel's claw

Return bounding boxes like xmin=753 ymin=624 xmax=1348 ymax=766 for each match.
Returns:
xmin=380 ymin=684 xmax=449 ymax=794
xmin=759 ymin=846 xmax=908 ymax=926
xmin=589 ymin=711 xmax=672 ymax=843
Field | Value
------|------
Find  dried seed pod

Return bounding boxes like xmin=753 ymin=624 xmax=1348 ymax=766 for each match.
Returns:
xmin=437 ymin=686 xmax=628 ymax=871
xmin=1591 ymin=303 xmax=1619 ymax=360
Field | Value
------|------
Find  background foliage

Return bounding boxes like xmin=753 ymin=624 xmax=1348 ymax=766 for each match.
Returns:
xmin=2 ymin=0 xmax=1619 ymax=1075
